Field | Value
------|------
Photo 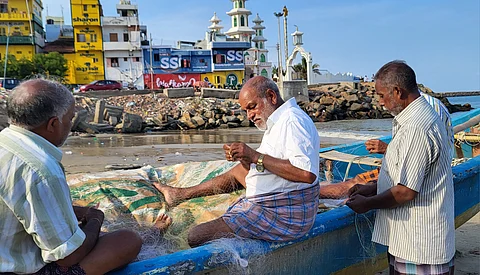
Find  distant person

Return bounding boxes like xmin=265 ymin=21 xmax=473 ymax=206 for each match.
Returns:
xmin=320 ymin=90 xmax=453 ymax=199
xmin=153 ymin=76 xmax=320 ymax=247
xmin=0 ymin=79 xmax=146 ymax=274
xmin=347 ymin=61 xmax=455 ymax=273
xmin=371 ymin=73 xmax=375 ymax=82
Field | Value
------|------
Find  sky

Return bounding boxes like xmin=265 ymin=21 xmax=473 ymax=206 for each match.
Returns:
xmin=42 ymin=0 xmax=480 ymax=92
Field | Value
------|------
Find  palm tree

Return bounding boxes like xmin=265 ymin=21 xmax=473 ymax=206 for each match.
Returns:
xmin=292 ymin=57 xmax=320 ymax=80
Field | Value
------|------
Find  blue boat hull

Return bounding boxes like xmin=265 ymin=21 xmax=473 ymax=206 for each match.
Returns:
xmin=112 ymin=109 xmax=480 ymax=275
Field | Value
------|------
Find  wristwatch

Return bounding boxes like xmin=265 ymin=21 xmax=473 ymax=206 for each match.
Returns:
xmin=256 ymin=154 xmax=265 ymax=172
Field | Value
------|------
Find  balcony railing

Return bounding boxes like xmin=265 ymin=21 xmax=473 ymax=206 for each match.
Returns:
xmin=0 ymin=35 xmax=34 ymax=44
xmin=0 ymin=13 xmax=30 ymax=20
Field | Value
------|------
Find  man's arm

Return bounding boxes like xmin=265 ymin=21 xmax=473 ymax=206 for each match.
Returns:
xmin=347 ymin=184 xmax=417 ymax=213
xmin=56 ymin=207 xmax=104 ymax=267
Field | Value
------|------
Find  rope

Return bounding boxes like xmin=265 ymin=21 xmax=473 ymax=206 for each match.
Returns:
xmin=343 ymin=155 xmax=372 ymax=181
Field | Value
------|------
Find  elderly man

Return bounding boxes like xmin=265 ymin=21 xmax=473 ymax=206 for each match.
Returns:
xmin=347 ymin=61 xmax=455 ymax=273
xmin=154 ymin=76 xmax=320 ymax=247
xmin=320 ymin=90 xmax=453 ymax=199
xmin=0 ymin=79 xmax=142 ymax=274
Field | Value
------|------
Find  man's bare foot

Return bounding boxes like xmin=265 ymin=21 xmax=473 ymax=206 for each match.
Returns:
xmin=154 ymin=213 xmax=173 ymax=234
xmin=152 ymin=182 xmax=182 ymax=208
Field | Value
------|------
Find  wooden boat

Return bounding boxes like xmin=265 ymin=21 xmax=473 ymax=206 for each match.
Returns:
xmin=111 ymin=108 xmax=480 ymax=275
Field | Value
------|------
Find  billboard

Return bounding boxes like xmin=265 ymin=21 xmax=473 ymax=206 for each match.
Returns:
xmin=144 ymin=48 xmax=212 ymax=74
xmin=144 ymin=74 xmax=201 ymax=89
xmin=212 ymin=49 xmax=245 ymax=71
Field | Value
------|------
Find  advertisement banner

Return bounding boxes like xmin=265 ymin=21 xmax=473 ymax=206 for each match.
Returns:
xmin=144 ymin=48 xmax=212 ymax=74
xmin=144 ymin=74 xmax=201 ymax=89
xmin=212 ymin=49 xmax=245 ymax=71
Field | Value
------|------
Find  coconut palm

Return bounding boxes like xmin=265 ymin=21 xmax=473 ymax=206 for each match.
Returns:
xmin=292 ymin=57 xmax=320 ymax=80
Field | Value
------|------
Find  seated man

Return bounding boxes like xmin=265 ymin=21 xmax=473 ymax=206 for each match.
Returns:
xmin=0 ymin=79 xmax=143 ymax=274
xmin=319 ymin=91 xmax=453 ymax=199
xmin=154 ymin=76 xmax=320 ymax=247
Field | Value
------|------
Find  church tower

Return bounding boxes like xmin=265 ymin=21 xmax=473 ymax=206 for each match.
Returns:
xmin=225 ymin=0 xmax=255 ymax=42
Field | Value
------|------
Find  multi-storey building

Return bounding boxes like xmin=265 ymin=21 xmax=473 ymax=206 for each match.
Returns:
xmin=102 ymin=0 xmax=147 ymax=89
xmin=70 ymin=0 xmax=105 ymax=84
xmin=0 ymin=0 xmax=45 ymax=60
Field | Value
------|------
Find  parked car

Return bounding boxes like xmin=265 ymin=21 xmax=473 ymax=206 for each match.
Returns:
xmin=0 ymin=77 xmax=20 ymax=90
xmin=79 ymin=80 xmax=122 ymax=92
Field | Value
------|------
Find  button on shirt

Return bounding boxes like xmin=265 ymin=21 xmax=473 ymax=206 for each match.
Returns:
xmin=245 ymin=98 xmax=320 ymax=198
xmin=372 ymin=96 xmax=455 ymax=265
xmin=0 ymin=125 xmax=86 ymax=273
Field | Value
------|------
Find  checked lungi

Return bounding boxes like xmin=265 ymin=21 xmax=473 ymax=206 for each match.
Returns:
xmin=222 ymin=183 xmax=320 ymax=242
xmin=388 ymin=253 xmax=454 ymax=275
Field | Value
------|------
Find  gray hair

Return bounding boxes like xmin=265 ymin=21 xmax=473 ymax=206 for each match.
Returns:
xmin=7 ymin=79 xmax=74 ymax=130
xmin=374 ymin=60 xmax=418 ymax=93
xmin=243 ymin=76 xmax=281 ymax=99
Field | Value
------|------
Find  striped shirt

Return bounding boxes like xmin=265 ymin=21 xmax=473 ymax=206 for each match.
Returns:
xmin=372 ymin=96 xmax=455 ymax=265
xmin=421 ymin=92 xmax=453 ymax=153
xmin=0 ymin=125 xmax=85 ymax=274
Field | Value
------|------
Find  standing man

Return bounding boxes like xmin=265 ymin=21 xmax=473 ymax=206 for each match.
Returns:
xmin=0 ymin=79 xmax=142 ymax=274
xmin=154 ymin=76 xmax=320 ymax=247
xmin=347 ymin=61 xmax=455 ymax=273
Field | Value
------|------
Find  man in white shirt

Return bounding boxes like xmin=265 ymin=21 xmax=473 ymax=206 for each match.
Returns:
xmin=347 ymin=61 xmax=455 ymax=273
xmin=154 ymin=76 xmax=320 ymax=247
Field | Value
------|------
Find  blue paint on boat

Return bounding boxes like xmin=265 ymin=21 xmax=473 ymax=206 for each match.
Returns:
xmin=111 ymin=109 xmax=480 ymax=275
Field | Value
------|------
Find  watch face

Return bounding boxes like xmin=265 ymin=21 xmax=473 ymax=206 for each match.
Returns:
xmin=256 ymin=164 xmax=264 ymax=172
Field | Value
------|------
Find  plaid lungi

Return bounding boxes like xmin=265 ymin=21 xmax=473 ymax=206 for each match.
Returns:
xmin=0 ymin=263 xmax=86 ymax=275
xmin=356 ymin=168 xmax=380 ymax=184
xmin=222 ymin=183 xmax=320 ymax=242
xmin=388 ymin=253 xmax=454 ymax=275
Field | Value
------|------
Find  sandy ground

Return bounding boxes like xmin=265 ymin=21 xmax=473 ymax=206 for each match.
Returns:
xmin=60 ymin=133 xmax=479 ymax=274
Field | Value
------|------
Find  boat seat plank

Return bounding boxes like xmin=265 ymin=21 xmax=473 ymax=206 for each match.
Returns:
xmin=320 ymin=150 xmax=382 ymax=167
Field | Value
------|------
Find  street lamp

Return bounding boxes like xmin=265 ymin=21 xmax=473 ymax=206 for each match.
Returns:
xmin=273 ymin=12 xmax=283 ymax=83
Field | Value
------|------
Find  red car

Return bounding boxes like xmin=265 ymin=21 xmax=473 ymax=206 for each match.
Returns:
xmin=79 ymin=80 xmax=122 ymax=92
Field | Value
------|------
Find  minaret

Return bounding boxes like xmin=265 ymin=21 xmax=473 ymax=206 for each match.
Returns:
xmin=208 ymin=12 xmax=224 ymax=34
xmin=252 ymin=13 xmax=266 ymax=50
xmin=225 ymin=0 xmax=255 ymax=42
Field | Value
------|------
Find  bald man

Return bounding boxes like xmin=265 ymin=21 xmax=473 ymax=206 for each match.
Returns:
xmin=154 ymin=76 xmax=320 ymax=247
xmin=0 ymin=79 xmax=142 ymax=274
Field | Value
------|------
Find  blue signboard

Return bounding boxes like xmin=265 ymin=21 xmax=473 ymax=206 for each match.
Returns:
xmin=212 ymin=49 xmax=245 ymax=71
xmin=143 ymin=48 xmax=212 ymax=74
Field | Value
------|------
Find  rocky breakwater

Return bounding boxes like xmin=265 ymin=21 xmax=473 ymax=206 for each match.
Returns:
xmin=71 ymin=93 xmax=252 ymax=134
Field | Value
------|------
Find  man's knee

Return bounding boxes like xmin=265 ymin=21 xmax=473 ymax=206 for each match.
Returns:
xmin=114 ymin=230 xmax=143 ymax=256
xmin=187 ymin=225 xmax=203 ymax=248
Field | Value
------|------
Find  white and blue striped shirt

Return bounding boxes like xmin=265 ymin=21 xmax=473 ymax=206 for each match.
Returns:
xmin=372 ymin=96 xmax=455 ymax=265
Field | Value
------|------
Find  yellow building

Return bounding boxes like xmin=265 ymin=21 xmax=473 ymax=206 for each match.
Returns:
xmin=0 ymin=0 xmax=45 ymax=60
xmin=201 ymin=71 xmax=244 ymax=88
xmin=70 ymin=0 xmax=104 ymax=84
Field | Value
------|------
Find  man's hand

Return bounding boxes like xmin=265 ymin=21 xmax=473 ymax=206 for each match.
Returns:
xmin=365 ymin=139 xmax=388 ymax=154
xmin=224 ymin=142 xmax=260 ymax=170
xmin=348 ymin=183 xmax=377 ymax=198
xmin=346 ymin=194 xmax=371 ymax=214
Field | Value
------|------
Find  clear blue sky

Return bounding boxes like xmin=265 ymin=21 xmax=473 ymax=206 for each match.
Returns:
xmin=44 ymin=0 xmax=480 ymax=92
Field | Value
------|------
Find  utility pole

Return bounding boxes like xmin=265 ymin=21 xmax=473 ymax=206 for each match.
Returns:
xmin=273 ymin=11 xmax=283 ymax=83
xmin=149 ymin=33 xmax=154 ymax=89
xmin=3 ymin=23 xmax=10 ymax=82
xmin=283 ymin=6 xmax=289 ymax=70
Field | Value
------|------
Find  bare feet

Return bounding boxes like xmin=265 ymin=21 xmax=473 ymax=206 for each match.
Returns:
xmin=153 ymin=213 xmax=173 ymax=234
xmin=152 ymin=182 xmax=182 ymax=208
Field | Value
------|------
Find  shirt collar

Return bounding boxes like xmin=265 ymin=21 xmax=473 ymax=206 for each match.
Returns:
xmin=7 ymin=124 xmax=63 ymax=162
xmin=265 ymin=97 xmax=297 ymax=132
xmin=393 ymin=95 xmax=426 ymax=127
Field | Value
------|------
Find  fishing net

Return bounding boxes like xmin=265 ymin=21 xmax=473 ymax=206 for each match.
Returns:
xmin=67 ymin=160 xmax=240 ymax=261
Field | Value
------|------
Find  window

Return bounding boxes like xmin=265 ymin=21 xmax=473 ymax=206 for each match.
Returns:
xmin=240 ymin=16 xmax=245 ymax=27
xmin=92 ymin=5 xmax=96 ymax=8
xmin=239 ymin=1 xmax=243 ymax=8
xmin=214 ymin=54 xmax=226 ymax=64
xmin=16 ymin=51 xmax=22 ymax=54
xmin=25 ymin=26 xmax=29 ymax=31
xmin=123 ymin=33 xmax=129 ymax=42
xmin=260 ymin=42 xmax=264 ymax=49
xmin=135 ymin=57 xmax=140 ymax=62
xmin=233 ymin=17 xmax=237 ymax=27
xmin=255 ymin=42 xmax=258 ymax=48
xmin=260 ymin=54 xmax=266 ymax=62
xmin=83 ymin=5 xmax=88 ymax=11
xmin=93 ymin=58 xmax=98 ymax=63
xmin=259 ymin=30 xmax=263 ymax=36
xmin=110 ymin=58 xmax=119 ymax=67
xmin=124 ymin=57 xmax=128 ymax=62
xmin=90 ymin=34 xmax=97 ymax=42
xmin=153 ymin=53 xmax=160 ymax=62
xmin=109 ymin=33 xmax=118 ymax=42
xmin=0 ymin=28 xmax=5 ymax=35
xmin=261 ymin=69 xmax=268 ymax=77
xmin=77 ymin=33 xmax=86 ymax=42
xmin=215 ymin=76 xmax=221 ymax=84
xmin=0 ymin=4 xmax=7 ymax=13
